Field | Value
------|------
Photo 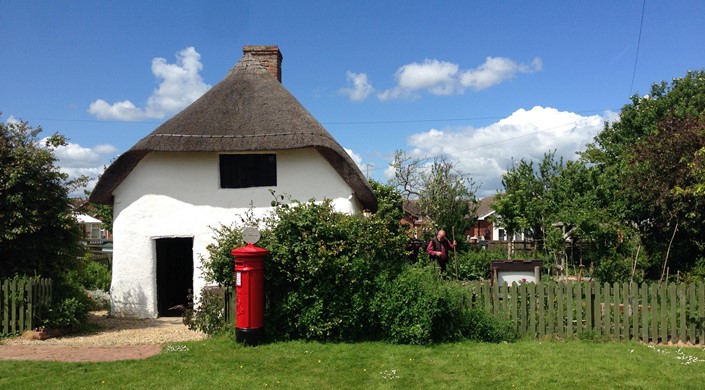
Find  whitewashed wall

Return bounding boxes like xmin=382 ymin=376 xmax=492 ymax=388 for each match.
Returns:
xmin=110 ymin=149 xmax=363 ymax=318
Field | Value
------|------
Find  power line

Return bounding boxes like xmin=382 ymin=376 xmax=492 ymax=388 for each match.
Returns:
xmin=364 ymin=118 xmax=597 ymax=173
xmin=18 ymin=108 xmax=617 ymax=128
xmin=629 ymin=0 xmax=647 ymax=96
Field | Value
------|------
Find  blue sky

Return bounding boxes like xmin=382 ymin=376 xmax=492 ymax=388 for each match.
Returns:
xmin=2 ymin=1 xmax=705 ymax=197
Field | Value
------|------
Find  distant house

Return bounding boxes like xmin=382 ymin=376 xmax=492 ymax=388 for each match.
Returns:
xmin=400 ymin=199 xmax=429 ymax=239
xmin=466 ymin=194 xmax=525 ymax=242
xmin=76 ymin=214 xmax=102 ymax=240
xmin=89 ymin=45 xmax=376 ymax=318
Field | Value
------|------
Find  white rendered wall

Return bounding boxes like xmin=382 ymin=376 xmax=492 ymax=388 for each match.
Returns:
xmin=110 ymin=149 xmax=362 ymax=318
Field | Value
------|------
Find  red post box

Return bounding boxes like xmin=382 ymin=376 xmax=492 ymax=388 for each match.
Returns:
xmin=232 ymin=243 xmax=268 ymax=346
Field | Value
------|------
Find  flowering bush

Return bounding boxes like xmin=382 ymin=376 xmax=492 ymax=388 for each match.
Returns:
xmin=85 ymin=289 xmax=110 ymax=311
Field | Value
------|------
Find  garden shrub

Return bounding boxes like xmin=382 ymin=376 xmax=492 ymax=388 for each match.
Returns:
xmin=464 ymin=307 xmax=517 ymax=343
xmin=200 ymin=192 xmax=515 ymax=344
xmin=261 ymin=199 xmax=408 ymax=342
xmin=67 ymin=252 xmax=111 ymax=291
xmin=183 ymin=287 xmax=228 ymax=335
xmin=374 ymin=263 xmax=517 ymax=344
xmin=85 ymin=289 xmax=110 ymax=311
xmin=41 ymin=278 xmax=90 ymax=329
xmin=454 ymin=249 xmax=497 ymax=280
xmin=373 ymin=263 xmax=473 ymax=344
xmin=201 ymin=224 xmax=244 ymax=285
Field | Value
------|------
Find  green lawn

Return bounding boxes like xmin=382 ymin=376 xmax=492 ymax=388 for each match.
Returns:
xmin=1 ymin=337 xmax=704 ymax=389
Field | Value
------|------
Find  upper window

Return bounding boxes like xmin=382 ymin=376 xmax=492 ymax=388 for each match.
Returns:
xmin=219 ymin=154 xmax=277 ymax=188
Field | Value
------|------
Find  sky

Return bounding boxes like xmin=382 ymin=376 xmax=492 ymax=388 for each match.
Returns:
xmin=2 ymin=1 xmax=705 ymax=198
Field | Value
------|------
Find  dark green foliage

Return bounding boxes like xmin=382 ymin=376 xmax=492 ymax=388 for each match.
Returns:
xmin=67 ymin=253 xmax=111 ymax=291
xmin=454 ymin=249 xmax=493 ymax=280
xmin=583 ymin=71 xmax=705 ymax=280
xmin=201 ymin=190 xmax=514 ymax=344
xmin=1 ymin=118 xmax=90 ymax=329
xmin=262 ymin=199 xmax=408 ymax=341
xmin=465 ymin=307 xmax=517 ymax=343
xmin=624 ymin=114 xmax=705 ymax=277
xmin=201 ymin=224 xmax=243 ymax=285
xmin=591 ymin=256 xmax=632 ymax=283
xmin=373 ymin=264 xmax=516 ymax=344
xmin=0 ymin=118 xmax=83 ymax=279
xmin=183 ymin=288 xmax=227 ymax=335
xmin=373 ymin=264 xmax=470 ymax=344
xmin=492 ymin=151 xmax=642 ymax=283
xmin=368 ymin=179 xmax=404 ymax=234
xmin=40 ymin=279 xmax=90 ymax=329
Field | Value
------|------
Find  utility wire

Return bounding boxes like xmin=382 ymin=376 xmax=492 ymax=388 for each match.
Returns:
xmin=18 ymin=108 xmax=617 ymax=128
xmin=629 ymin=0 xmax=647 ymax=96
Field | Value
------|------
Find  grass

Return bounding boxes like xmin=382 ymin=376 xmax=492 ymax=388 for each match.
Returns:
xmin=1 ymin=336 xmax=705 ymax=389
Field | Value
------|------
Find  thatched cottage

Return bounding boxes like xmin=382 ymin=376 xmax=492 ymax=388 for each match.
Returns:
xmin=90 ymin=45 xmax=377 ymax=318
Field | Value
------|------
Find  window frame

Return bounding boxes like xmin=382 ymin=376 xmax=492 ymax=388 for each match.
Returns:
xmin=219 ymin=153 xmax=277 ymax=189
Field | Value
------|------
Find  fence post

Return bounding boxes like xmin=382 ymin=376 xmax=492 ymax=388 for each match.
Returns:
xmin=25 ymin=280 xmax=33 ymax=332
xmin=603 ymin=283 xmax=611 ymax=338
xmin=529 ymin=282 xmax=536 ymax=338
xmin=593 ymin=282 xmax=601 ymax=336
xmin=2 ymin=280 xmax=8 ymax=335
xmin=641 ymin=282 xmax=649 ymax=343
xmin=538 ymin=282 xmax=545 ymax=339
xmin=631 ymin=282 xmax=639 ymax=342
xmin=687 ymin=283 xmax=696 ymax=343
xmin=678 ymin=283 xmax=687 ymax=343
xmin=585 ymin=282 xmax=593 ymax=332
xmin=699 ymin=283 xmax=705 ymax=344
xmin=669 ymin=283 xmax=677 ymax=343
xmin=557 ymin=282 xmax=565 ymax=338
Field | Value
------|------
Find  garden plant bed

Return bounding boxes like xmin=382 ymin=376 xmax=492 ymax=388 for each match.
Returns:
xmin=0 ymin=311 xmax=206 ymax=362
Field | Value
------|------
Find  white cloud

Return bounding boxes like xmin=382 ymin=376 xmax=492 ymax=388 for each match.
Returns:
xmin=339 ymin=71 xmax=375 ymax=102
xmin=6 ymin=115 xmax=19 ymax=124
xmin=400 ymin=106 xmax=605 ymax=197
xmin=344 ymin=147 xmax=368 ymax=174
xmin=46 ymin=140 xmax=119 ymax=193
xmin=374 ymin=56 xmax=541 ymax=101
xmin=460 ymin=56 xmax=542 ymax=91
xmin=88 ymin=47 xmax=211 ymax=121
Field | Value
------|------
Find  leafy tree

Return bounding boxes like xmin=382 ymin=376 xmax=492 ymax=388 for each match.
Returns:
xmin=623 ymin=114 xmax=705 ymax=277
xmin=0 ymin=118 xmax=83 ymax=278
xmin=493 ymin=152 xmax=637 ymax=280
xmin=391 ymin=150 xmax=477 ymax=237
xmin=583 ymin=70 xmax=705 ymax=279
xmin=584 ymin=70 xmax=705 ymax=165
xmin=548 ymin=160 xmax=639 ymax=281
xmin=1 ymin=117 xmax=90 ymax=328
xmin=261 ymin=199 xmax=408 ymax=341
xmin=492 ymin=152 xmax=560 ymax=258
xmin=368 ymin=179 xmax=404 ymax=234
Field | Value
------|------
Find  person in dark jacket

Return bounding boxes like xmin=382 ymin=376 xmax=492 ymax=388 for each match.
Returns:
xmin=426 ymin=229 xmax=456 ymax=273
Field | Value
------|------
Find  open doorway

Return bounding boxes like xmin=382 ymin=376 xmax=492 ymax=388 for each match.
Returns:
xmin=156 ymin=237 xmax=193 ymax=317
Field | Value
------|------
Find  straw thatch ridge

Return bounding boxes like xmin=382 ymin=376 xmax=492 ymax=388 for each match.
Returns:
xmin=89 ymin=51 xmax=377 ymax=211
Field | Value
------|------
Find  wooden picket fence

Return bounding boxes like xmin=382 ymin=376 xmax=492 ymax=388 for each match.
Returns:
xmin=466 ymin=281 xmax=705 ymax=344
xmin=1 ymin=278 xmax=53 ymax=336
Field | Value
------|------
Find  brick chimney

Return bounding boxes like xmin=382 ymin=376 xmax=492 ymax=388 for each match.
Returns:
xmin=242 ymin=45 xmax=283 ymax=83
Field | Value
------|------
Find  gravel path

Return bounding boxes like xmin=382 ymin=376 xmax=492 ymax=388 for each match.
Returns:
xmin=0 ymin=311 xmax=207 ymax=362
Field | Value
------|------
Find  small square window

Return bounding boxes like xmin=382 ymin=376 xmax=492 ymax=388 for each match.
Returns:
xmin=219 ymin=154 xmax=276 ymax=188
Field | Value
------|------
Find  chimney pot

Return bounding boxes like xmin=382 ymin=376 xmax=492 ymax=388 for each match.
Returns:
xmin=242 ymin=45 xmax=283 ymax=82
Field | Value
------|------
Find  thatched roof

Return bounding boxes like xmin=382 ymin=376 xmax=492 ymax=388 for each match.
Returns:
xmin=89 ymin=47 xmax=377 ymax=211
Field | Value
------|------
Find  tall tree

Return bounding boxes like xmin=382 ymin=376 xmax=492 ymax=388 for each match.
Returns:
xmin=583 ymin=70 xmax=705 ymax=279
xmin=0 ymin=118 xmax=83 ymax=278
xmin=624 ymin=114 xmax=705 ymax=277
xmin=391 ymin=150 xmax=477 ymax=237
xmin=492 ymin=152 xmax=561 ymax=253
xmin=493 ymin=152 xmax=635 ymax=278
